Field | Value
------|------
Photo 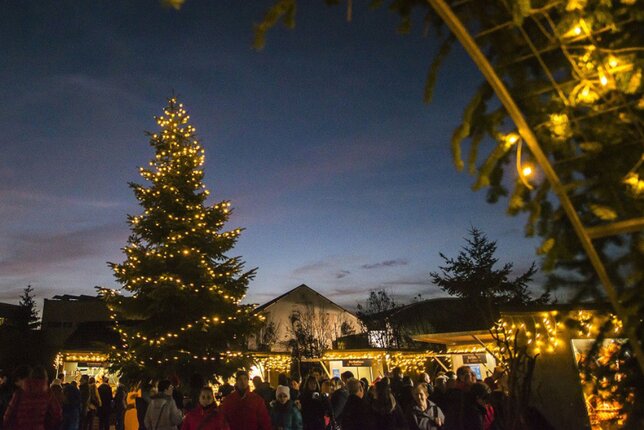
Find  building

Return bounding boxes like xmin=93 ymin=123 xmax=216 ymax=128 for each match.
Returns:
xmin=250 ymin=284 xmax=362 ymax=353
xmin=42 ymin=295 xmax=113 ymax=381
xmin=0 ymin=302 xmax=27 ymax=328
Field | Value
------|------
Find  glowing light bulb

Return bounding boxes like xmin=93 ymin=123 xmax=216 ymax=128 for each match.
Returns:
xmin=522 ymin=166 xmax=533 ymax=177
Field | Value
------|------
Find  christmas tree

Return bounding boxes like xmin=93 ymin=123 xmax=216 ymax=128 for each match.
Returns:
xmin=105 ymin=97 xmax=260 ymax=383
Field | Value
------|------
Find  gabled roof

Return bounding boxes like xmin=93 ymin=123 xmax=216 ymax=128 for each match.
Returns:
xmin=254 ymin=284 xmax=356 ymax=316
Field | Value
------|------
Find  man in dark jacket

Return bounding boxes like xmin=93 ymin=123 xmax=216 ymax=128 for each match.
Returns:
xmin=62 ymin=381 xmax=82 ymax=430
xmin=97 ymin=377 xmax=112 ymax=430
xmin=79 ymin=375 xmax=91 ymax=430
xmin=340 ymin=378 xmax=374 ymax=430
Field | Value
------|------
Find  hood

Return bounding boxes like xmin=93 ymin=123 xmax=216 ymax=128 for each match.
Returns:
xmin=24 ymin=378 xmax=48 ymax=394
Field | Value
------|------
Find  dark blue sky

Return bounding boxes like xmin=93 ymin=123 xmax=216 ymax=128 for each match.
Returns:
xmin=0 ymin=1 xmax=543 ymax=307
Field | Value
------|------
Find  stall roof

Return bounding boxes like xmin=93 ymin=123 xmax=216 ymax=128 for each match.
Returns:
xmin=411 ymin=330 xmax=493 ymax=346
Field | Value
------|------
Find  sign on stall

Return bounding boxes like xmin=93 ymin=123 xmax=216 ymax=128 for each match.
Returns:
xmin=462 ymin=353 xmax=487 ymax=364
xmin=342 ymin=359 xmax=372 ymax=367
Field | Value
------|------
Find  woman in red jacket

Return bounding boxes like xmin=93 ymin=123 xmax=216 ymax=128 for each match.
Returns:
xmin=3 ymin=366 xmax=62 ymax=430
xmin=181 ymin=387 xmax=228 ymax=430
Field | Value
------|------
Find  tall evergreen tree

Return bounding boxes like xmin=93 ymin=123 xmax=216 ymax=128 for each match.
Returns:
xmin=18 ymin=285 xmax=40 ymax=330
xmin=106 ymin=97 xmax=260 ymax=383
xmin=430 ymin=227 xmax=545 ymax=323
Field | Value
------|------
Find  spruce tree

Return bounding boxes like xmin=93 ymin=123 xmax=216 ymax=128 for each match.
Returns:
xmin=106 ymin=97 xmax=259 ymax=383
xmin=18 ymin=285 xmax=40 ymax=330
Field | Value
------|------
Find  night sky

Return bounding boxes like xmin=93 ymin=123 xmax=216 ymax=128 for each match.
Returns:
xmin=0 ymin=1 xmax=544 ymax=308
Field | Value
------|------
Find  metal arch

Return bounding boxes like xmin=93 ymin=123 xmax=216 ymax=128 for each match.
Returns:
xmin=426 ymin=0 xmax=644 ymax=371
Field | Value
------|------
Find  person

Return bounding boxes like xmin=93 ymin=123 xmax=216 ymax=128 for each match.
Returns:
xmin=144 ymin=380 xmax=183 ymax=430
xmin=309 ymin=369 xmax=322 ymax=383
xmin=297 ymin=375 xmax=326 ymax=430
xmin=328 ymin=378 xmax=348 ymax=423
xmin=78 ymin=376 xmax=90 ymax=430
xmin=0 ymin=370 xmax=14 ymax=429
xmin=339 ymin=372 xmax=353 ymax=386
xmin=216 ymin=380 xmax=234 ymax=402
xmin=187 ymin=375 xmax=205 ymax=412
xmin=220 ymin=370 xmax=270 ymax=430
xmin=389 ymin=367 xmax=404 ymax=401
xmin=181 ymin=387 xmax=227 ymax=430
xmin=370 ymin=378 xmax=407 ymax=430
xmin=50 ymin=379 xmax=65 ymax=429
xmin=339 ymin=378 xmax=373 ymax=430
xmin=455 ymin=367 xmax=475 ymax=392
xmin=252 ymin=377 xmax=275 ymax=410
xmin=2 ymin=366 xmax=62 ymax=430
xmin=276 ymin=374 xmax=297 ymax=403
xmin=113 ymin=380 xmax=128 ymax=430
xmin=416 ymin=374 xmax=431 ymax=386
xmin=288 ymin=377 xmax=300 ymax=403
xmin=136 ymin=380 xmax=154 ymax=430
xmin=97 ymin=377 xmax=112 ymax=430
xmin=430 ymin=376 xmax=448 ymax=410
xmin=398 ymin=376 xmax=415 ymax=413
xmin=483 ymin=367 xmax=505 ymax=393
xmin=457 ymin=382 xmax=495 ymax=430
xmin=62 ymin=380 xmax=82 ymax=430
xmin=268 ymin=385 xmax=302 ymax=430
xmin=169 ymin=376 xmax=184 ymax=413
xmin=84 ymin=377 xmax=101 ymax=430
xmin=407 ymin=384 xmax=444 ymax=430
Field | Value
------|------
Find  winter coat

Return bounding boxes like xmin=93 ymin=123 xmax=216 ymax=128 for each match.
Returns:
xmin=297 ymin=392 xmax=326 ymax=430
xmin=220 ymin=389 xmax=271 ymax=430
xmin=2 ymin=379 xmax=62 ymax=430
xmin=97 ymin=384 xmax=112 ymax=415
xmin=78 ymin=384 xmax=90 ymax=415
xmin=408 ymin=402 xmax=445 ymax=430
xmin=181 ymin=404 xmax=227 ymax=430
xmin=329 ymin=389 xmax=348 ymax=421
xmin=268 ymin=400 xmax=302 ymax=430
xmin=370 ymin=393 xmax=407 ymax=430
xmin=88 ymin=385 xmax=101 ymax=412
xmin=144 ymin=394 xmax=183 ymax=430
xmin=62 ymin=384 xmax=81 ymax=419
xmin=113 ymin=385 xmax=127 ymax=413
xmin=339 ymin=395 xmax=374 ymax=430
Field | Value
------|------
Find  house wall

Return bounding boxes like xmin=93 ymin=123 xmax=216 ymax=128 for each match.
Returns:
xmin=256 ymin=289 xmax=362 ymax=352
xmin=42 ymin=298 xmax=110 ymax=347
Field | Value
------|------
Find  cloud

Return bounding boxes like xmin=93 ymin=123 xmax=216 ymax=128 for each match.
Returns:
xmin=293 ymin=260 xmax=333 ymax=275
xmin=361 ymin=259 xmax=408 ymax=270
xmin=0 ymin=187 xmax=123 ymax=210
xmin=0 ymin=224 xmax=127 ymax=277
xmin=335 ymin=270 xmax=351 ymax=279
xmin=380 ymin=278 xmax=432 ymax=287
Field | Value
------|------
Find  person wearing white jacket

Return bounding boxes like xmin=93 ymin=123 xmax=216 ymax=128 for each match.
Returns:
xmin=144 ymin=380 xmax=183 ymax=430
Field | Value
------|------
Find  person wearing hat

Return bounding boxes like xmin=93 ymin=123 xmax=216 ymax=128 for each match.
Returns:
xmin=268 ymin=385 xmax=302 ymax=430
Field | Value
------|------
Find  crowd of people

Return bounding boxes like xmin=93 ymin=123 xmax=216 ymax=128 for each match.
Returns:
xmin=0 ymin=366 xmax=127 ymax=430
xmin=0 ymin=363 xmax=529 ymax=430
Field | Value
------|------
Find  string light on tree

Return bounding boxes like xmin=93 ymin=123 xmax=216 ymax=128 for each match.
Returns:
xmin=104 ymin=97 xmax=261 ymax=383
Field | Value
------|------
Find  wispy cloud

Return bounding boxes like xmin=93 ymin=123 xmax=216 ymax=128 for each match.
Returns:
xmin=0 ymin=188 xmax=123 ymax=210
xmin=380 ymin=278 xmax=432 ymax=287
xmin=335 ymin=270 xmax=351 ymax=279
xmin=0 ymin=224 xmax=127 ymax=277
xmin=361 ymin=259 xmax=408 ymax=270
